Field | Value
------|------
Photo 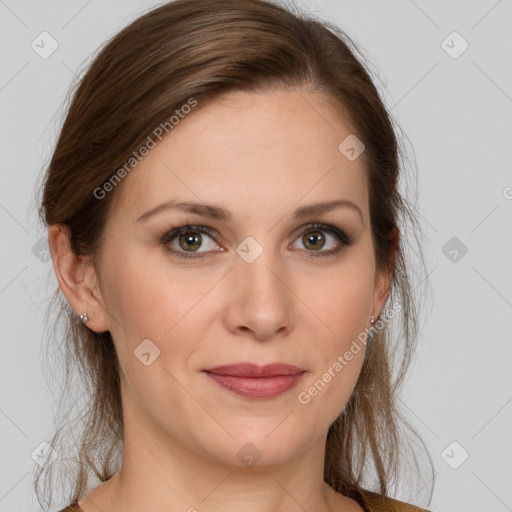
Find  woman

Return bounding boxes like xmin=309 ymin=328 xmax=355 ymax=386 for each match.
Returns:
xmin=36 ymin=0 xmax=434 ymax=510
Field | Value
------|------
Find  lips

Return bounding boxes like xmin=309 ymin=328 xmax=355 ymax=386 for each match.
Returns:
xmin=204 ymin=363 xmax=305 ymax=377
xmin=203 ymin=363 xmax=306 ymax=399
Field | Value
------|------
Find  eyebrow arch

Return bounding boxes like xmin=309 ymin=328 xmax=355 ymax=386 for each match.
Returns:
xmin=136 ymin=198 xmax=363 ymax=224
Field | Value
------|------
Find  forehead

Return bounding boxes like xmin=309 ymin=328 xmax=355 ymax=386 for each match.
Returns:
xmin=114 ymin=87 xmax=369 ymax=223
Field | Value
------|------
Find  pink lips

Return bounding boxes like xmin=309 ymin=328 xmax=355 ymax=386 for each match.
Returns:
xmin=203 ymin=363 xmax=305 ymax=399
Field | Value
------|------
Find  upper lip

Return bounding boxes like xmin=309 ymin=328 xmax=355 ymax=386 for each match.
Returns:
xmin=204 ymin=363 xmax=305 ymax=377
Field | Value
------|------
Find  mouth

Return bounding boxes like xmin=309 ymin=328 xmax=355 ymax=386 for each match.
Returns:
xmin=202 ymin=363 xmax=306 ymax=399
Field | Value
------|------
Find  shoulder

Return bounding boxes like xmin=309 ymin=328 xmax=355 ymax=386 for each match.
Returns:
xmin=57 ymin=504 xmax=81 ymax=512
xmin=359 ymin=489 xmax=432 ymax=512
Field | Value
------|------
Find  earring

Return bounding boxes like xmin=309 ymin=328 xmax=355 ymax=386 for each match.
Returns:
xmin=79 ymin=313 xmax=90 ymax=323
xmin=370 ymin=315 xmax=375 ymax=325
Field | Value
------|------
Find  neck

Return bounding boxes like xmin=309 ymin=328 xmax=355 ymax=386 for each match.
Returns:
xmin=79 ymin=409 xmax=342 ymax=512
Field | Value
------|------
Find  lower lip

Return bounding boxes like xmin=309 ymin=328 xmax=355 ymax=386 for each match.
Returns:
xmin=204 ymin=371 xmax=305 ymax=399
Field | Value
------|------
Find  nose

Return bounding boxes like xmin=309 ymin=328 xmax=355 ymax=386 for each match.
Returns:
xmin=222 ymin=247 xmax=294 ymax=341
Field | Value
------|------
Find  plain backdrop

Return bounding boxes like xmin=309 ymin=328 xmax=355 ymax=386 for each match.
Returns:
xmin=1 ymin=1 xmax=511 ymax=511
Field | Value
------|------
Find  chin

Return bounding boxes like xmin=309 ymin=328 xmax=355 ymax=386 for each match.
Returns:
xmin=204 ymin=426 xmax=312 ymax=468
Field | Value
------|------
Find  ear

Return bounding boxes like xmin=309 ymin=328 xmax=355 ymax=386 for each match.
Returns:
xmin=48 ymin=224 xmax=110 ymax=333
xmin=372 ymin=226 xmax=399 ymax=320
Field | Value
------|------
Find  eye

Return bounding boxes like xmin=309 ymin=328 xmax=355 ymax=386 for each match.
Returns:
xmin=161 ymin=222 xmax=354 ymax=260
xmin=161 ymin=224 xmax=220 ymax=260
xmin=290 ymin=222 xmax=354 ymax=257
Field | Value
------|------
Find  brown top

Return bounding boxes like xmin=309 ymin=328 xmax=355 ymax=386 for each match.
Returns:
xmin=58 ymin=489 xmax=431 ymax=512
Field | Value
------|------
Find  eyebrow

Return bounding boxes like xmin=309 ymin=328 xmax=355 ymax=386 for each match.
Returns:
xmin=136 ymin=198 xmax=363 ymax=224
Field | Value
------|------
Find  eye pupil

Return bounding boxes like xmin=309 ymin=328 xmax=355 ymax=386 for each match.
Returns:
xmin=179 ymin=231 xmax=201 ymax=251
xmin=304 ymin=231 xmax=325 ymax=250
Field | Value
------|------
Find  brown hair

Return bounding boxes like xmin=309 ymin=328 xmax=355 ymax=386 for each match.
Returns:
xmin=36 ymin=0 xmax=434 ymax=508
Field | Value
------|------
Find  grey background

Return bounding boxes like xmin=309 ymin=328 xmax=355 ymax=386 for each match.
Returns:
xmin=1 ymin=1 xmax=511 ymax=511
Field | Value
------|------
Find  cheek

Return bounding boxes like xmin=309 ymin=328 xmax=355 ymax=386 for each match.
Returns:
xmin=98 ymin=250 xmax=166 ymax=345
xmin=292 ymin=253 xmax=373 ymax=412
xmin=295 ymin=255 xmax=374 ymax=342
xmin=99 ymin=248 xmax=214 ymax=360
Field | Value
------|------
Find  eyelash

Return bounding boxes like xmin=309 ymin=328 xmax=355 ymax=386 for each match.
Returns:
xmin=161 ymin=222 xmax=354 ymax=260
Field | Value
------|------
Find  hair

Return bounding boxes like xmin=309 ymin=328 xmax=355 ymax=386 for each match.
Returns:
xmin=36 ymin=0 xmax=435 ymax=509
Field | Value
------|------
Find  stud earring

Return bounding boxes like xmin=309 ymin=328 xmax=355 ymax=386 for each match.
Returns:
xmin=370 ymin=315 xmax=375 ymax=325
xmin=79 ymin=313 xmax=90 ymax=323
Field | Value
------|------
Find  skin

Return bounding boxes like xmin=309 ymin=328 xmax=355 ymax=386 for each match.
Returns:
xmin=49 ymin=87 xmax=395 ymax=512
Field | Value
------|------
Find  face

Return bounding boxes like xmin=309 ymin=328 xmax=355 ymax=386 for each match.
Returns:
xmin=89 ymin=87 xmax=389 ymax=467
